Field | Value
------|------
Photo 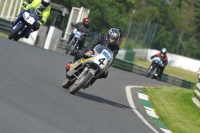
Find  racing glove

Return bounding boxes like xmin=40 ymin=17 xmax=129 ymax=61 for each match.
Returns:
xmin=85 ymin=50 xmax=93 ymax=57
xmin=150 ymin=55 xmax=156 ymax=59
xmin=38 ymin=20 xmax=44 ymax=26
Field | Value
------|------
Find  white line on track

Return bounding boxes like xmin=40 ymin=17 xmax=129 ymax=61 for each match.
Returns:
xmin=125 ymin=86 xmax=160 ymax=133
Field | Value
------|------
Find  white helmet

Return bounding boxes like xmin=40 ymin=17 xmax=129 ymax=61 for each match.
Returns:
xmin=160 ymin=48 xmax=167 ymax=57
xmin=42 ymin=0 xmax=51 ymax=7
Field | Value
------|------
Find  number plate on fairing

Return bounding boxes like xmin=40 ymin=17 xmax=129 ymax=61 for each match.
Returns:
xmin=22 ymin=12 xmax=35 ymax=25
xmin=102 ymin=49 xmax=111 ymax=60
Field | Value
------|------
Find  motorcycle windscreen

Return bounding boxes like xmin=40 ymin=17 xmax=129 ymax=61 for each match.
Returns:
xmin=153 ymin=57 xmax=161 ymax=63
xmin=22 ymin=12 xmax=35 ymax=25
xmin=74 ymin=31 xmax=81 ymax=38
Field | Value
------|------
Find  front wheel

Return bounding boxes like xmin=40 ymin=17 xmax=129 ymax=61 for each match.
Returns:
xmin=69 ymin=72 xmax=92 ymax=94
xmin=62 ymin=78 xmax=71 ymax=89
xmin=150 ymin=68 xmax=157 ymax=79
xmin=147 ymin=66 xmax=152 ymax=77
xmin=66 ymin=42 xmax=74 ymax=55
xmin=8 ymin=23 xmax=24 ymax=40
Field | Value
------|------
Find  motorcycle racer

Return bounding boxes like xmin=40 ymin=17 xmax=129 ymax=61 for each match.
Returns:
xmin=65 ymin=28 xmax=120 ymax=86
xmin=19 ymin=0 xmax=51 ymax=38
xmin=67 ymin=17 xmax=93 ymax=50
xmin=150 ymin=48 xmax=168 ymax=80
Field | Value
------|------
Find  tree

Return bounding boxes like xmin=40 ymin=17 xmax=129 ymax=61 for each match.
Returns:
xmin=51 ymin=0 xmax=134 ymax=34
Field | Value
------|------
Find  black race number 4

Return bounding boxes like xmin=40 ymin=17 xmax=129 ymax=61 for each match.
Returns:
xmin=98 ymin=58 xmax=105 ymax=65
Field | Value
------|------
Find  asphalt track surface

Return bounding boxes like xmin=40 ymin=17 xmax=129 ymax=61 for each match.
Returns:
xmin=0 ymin=37 xmax=173 ymax=133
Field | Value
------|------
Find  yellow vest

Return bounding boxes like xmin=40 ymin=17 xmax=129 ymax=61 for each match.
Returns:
xmin=24 ymin=0 xmax=51 ymax=25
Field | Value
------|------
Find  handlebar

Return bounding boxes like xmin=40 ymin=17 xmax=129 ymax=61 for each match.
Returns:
xmin=70 ymin=26 xmax=76 ymax=29
xmin=84 ymin=50 xmax=94 ymax=57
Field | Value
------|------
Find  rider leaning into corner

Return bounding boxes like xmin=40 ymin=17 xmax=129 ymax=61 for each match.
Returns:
xmin=65 ymin=28 xmax=121 ymax=85
xmin=68 ymin=17 xmax=93 ymax=50
xmin=150 ymin=48 xmax=168 ymax=80
xmin=14 ymin=0 xmax=51 ymax=38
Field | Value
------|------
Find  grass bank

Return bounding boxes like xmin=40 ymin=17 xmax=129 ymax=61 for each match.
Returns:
xmin=143 ymin=86 xmax=200 ymax=133
xmin=0 ymin=33 xmax=8 ymax=38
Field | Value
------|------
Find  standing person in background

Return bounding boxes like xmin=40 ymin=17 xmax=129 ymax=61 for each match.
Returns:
xmin=68 ymin=17 xmax=93 ymax=50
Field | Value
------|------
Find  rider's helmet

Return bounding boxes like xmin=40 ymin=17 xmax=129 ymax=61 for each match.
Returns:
xmin=160 ymin=48 xmax=167 ymax=57
xmin=115 ymin=27 xmax=122 ymax=37
xmin=42 ymin=0 xmax=51 ymax=7
xmin=106 ymin=28 xmax=120 ymax=46
xmin=83 ymin=17 xmax=90 ymax=27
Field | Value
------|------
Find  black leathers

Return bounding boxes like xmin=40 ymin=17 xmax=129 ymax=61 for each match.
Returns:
xmin=72 ymin=22 xmax=93 ymax=36
xmin=85 ymin=33 xmax=119 ymax=59
xmin=74 ymin=33 xmax=119 ymax=67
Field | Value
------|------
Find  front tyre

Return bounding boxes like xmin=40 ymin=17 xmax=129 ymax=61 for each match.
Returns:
xmin=69 ymin=72 xmax=92 ymax=94
xmin=66 ymin=42 xmax=73 ymax=55
xmin=147 ymin=66 xmax=152 ymax=77
xmin=62 ymin=78 xmax=71 ymax=89
xmin=8 ymin=23 xmax=24 ymax=40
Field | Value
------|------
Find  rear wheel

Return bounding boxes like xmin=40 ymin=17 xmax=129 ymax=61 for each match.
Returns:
xmin=8 ymin=24 xmax=24 ymax=40
xmin=69 ymin=72 xmax=92 ymax=94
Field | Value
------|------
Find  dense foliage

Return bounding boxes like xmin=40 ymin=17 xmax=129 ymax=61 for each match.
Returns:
xmin=44 ymin=0 xmax=200 ymax=59
xmin=50 ymin=0 xmax=134 ymax=34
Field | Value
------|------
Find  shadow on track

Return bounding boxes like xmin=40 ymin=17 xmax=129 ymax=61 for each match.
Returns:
xmin=75 ymin=91 xmax=131 ymax=109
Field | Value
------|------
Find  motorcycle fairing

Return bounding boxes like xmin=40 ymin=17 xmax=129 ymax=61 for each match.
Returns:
xmin=94 ymin=53 xmax=109 ymax=69
xmin=74 ymin=31 xmax=81 ymax=39
xmin=67 ymin=57 xmax=95 ymax=76
xmin=22 ymin=12 xmax=35 ymax=25
xmin=153 ymin=57 xmax=162 ymax=64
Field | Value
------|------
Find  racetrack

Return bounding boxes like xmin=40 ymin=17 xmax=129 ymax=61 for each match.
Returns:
xmin=0 ymin=37 xmax=173 ymax=133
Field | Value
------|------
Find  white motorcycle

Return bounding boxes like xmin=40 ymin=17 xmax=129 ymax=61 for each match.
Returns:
xmin=62 ymin=44 xmax=113 ymax=94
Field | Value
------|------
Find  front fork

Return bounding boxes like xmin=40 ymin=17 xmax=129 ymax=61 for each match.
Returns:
xmin=147 ymin=66 xmax=152 ymax=74
xmin=77 ymin=67 xmax=89 ymax=79
xmin=18 ymin=25 xmax=27 ymax=35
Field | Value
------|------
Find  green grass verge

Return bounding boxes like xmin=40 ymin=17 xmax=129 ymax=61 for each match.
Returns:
xmin=143 ymin=86 xmax=200 ymax=133
xmin=0 ymin=33 xmax=8 ymax=38
xmin=134 ymin=59 xmax=197 ymax=83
